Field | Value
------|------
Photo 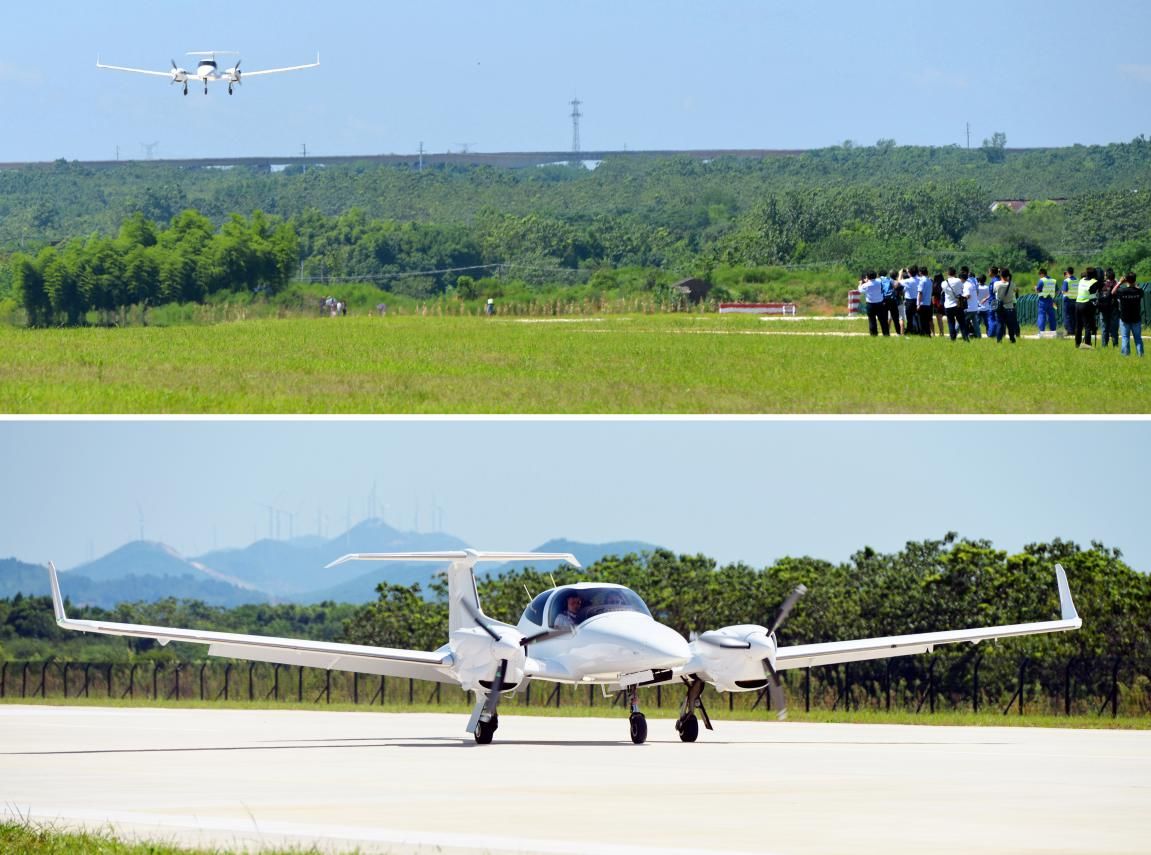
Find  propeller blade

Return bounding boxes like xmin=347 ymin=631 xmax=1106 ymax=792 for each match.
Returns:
xmin=768 ymin=584 xmax=808 ymax=637
xmin=171 ymin=59 xmax=177 ymax=69
xmin=460 ymin=598 xmax=502 ymax=642
xmin=763 ymin=659 xmax=788 ymax=720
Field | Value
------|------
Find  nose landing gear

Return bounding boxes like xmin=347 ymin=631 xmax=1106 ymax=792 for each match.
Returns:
xmin=627 ymin=684 xmax=647 ymax=744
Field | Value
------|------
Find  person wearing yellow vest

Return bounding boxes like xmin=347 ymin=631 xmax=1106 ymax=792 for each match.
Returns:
xmin=1035 ymin=268 xmax=1058 ymax=334
xmin=1075 ymin=267 xmax=1101 ymax=348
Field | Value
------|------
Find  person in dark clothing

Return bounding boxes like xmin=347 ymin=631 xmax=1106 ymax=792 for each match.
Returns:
xmin=1098 ymin=268 xmax=1119 ymax=348
xmin=994 ymin=269 xmax=1019 ymax=343
xmin=1115 ymin=273 xmax=1145 ymax=357
xmin=1074 ymin=267 xmax=1100 ymax=348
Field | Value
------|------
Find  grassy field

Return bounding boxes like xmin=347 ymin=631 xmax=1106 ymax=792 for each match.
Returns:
xmin=0 ymin=822 xmax=326 ymax=855
xmin=0 ymin=314 xmax=1146 ymax=413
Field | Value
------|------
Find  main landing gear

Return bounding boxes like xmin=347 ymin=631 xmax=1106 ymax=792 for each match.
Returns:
xmin=182 ymin=84 xmax=188 ymax=96
xmin=474 ymin=712 xmax=498 ymax=744
xmin=675 ymin=676 xmax=713 ymax=743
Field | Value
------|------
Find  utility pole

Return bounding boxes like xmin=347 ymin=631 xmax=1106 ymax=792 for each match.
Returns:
xmin=418 ymin=141 xmax=424 ymax=172
xmin=966 ymin=122 xmax=971 ymax=149
xmin=570 ymin=96 xmax=582 ymax=155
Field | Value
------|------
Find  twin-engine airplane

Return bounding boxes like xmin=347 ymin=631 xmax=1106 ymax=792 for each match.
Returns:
xmin=96 ymin=51 xmax=320 ymax=95
xmin=47 ymin=551 xmax=1082 ymax=745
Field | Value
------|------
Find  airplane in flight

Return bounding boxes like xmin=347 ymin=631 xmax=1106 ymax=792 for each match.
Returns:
xmin=96 ymin=51 xmax=320 ymax=96
xmin=46 ymin=551 xmax=1082 ymax=745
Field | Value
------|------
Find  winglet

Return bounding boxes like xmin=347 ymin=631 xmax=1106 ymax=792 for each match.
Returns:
xmin=1055 ymin=564 xmax=1080 ymax=624
xmin=47 ymin=562 xmax=67 ymax=624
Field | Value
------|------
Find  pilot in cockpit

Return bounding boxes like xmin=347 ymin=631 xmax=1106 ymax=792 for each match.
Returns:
xmin=554 ymin=593 xmax=583 ymax=628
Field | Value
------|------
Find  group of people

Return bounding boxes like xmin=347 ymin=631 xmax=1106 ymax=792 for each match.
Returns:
xmin=1036 ymin=267 xmax=1145 ymax=356
xmin=857 ymin=265 xmax=1144 ymax=356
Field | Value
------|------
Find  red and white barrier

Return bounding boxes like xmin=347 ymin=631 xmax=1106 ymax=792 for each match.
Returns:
xmin=847 ymin=290 xmax=862 ymax=315
xmin=718 ymin=302 xmax=797 ymax=315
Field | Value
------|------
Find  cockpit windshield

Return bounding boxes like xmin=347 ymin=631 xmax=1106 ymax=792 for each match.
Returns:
xmin=547 ymin=586 xmax=651 ymax=628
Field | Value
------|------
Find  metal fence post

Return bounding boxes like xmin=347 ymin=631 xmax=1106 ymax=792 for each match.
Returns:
xmin=805 ymin=666 xmax=811 ymax=713
xmin=297 ymin=666 xmax=303 ymax=703
xmin=199 ymin=663 xmax=208 ymax=701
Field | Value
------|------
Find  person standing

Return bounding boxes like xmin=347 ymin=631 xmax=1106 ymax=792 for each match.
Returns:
xmin=942 ymin=267 xmax=969 ymax=341
xmin=975 ymin=274 xmax=993 ymax=338
xmin=1115 ymin=273 xmax=1144 ymax=357
xmin=916 ymin=268 xmax=934 ymax=336
xmin=860 ymin=271 xmax=889 ymax=336
xmin=1061 ymin=267 xmax=1077 ymax=338
xmin=1074 ymin=267 xmax=1100 ymax=348
xmin=986 ymin=266 xmax=1001 ymax=339
xmin=1035 ymin=268 xmax=1058 ymax=334
xmin=963 ymin=269 xmax=982 ymax=338
xmin=994 ymin=269 xmax=1019 ymax=343
xmin=881 ymin=270 xmax=902 ymax=335
xmin=1098 ymin=268 xmax=1119 ymax=348
xmin=900 ymin=267 xmax=919 ymax=335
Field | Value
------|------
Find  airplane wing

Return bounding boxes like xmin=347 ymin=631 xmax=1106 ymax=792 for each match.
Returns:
xmin=46 ymin=562 xmax=456 ymax=684
xmin=774 ymin=564 xmax=1082 ymax=671
xmin=241 ymin=55 xmax=320 ymax=77
xmin=96 ymin=61 xmax=173 ymax=78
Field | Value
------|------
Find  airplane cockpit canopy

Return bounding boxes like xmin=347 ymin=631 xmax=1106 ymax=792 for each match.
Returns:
xmin=545 ymin=586 xmax=652 ymax=628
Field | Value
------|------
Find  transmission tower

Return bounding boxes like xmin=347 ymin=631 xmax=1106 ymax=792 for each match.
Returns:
xmin=140 ymin=141 xmax=159 ymax=160
xmin=570 ymin=97 xmax=582 ymax=155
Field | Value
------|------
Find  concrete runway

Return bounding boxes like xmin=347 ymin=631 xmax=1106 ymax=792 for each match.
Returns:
xmin=1 ymin=705 xmax=1148 ymax=854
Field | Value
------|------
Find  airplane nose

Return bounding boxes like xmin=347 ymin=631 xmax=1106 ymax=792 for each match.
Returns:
xmin=580 ymin=614 xmax=690 ymax=669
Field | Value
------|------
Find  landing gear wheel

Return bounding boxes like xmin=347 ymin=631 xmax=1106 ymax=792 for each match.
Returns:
xmin=474 ymin=713 xmax=499 ymax=745
xmin=676 ymin=713 xmax=699 ymax=742
xmin=628 ymin=712 xmax=648 ymax=745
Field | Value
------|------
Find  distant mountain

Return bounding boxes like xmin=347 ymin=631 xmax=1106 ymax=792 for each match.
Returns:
xmin=0 ymin=557 xmax=267 ymax=609
xmin=72 ymin=541 xmax=256 ymax=589
xmin=193 ymin=518 xmax=471 ymax=597
xmin=3 ymin=527 xmax=665 ymax=607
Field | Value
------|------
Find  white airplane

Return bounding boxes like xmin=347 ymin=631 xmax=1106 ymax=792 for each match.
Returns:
xmin=46 ymin=551 xmax=1082 ymax=745
xmin=96 ymin=51 xmax=320 ymax=96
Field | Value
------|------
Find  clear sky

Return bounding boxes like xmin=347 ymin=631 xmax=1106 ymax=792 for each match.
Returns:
xmin=1 ymin=0 xmax=1148 ymax=162
xmin=2 ymin=419 xmax=1148 ymax=575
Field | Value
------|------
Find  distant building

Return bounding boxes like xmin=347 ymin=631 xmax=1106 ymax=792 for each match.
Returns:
xmin=672 ymin=277 xmax=712 ymax=303
xmin=990 ymin=198 xmax=1068 ymax=213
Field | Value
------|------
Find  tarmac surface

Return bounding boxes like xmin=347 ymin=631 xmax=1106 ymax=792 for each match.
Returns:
xmin=1 ymin=705 xmax=1148 ymax=854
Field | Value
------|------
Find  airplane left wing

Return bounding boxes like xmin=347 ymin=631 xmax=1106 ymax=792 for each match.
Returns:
xmin=96 ymin=61 xmax=172 ymax=78
xmin=46 ymin=563 xmax=456 ymax=683
xmin=774 ymin=564 xmax=1082 ymax=671
xmin=241 ymin=55 xmax=321 ymax=77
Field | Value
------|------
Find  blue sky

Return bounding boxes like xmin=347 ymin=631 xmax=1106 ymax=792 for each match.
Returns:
xmin=2 ymin=420 xmax=1148 ymax=574
xmin=1 ymin=0 xmax=1149 ymax=162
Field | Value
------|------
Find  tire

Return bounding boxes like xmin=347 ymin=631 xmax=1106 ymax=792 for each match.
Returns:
xmin=677 ymin=713 xmax=699 ymax=743
xmin=629 ymin=712 xmax=647 ymax=745
xmin=474 ymin=713 xmax=498 ymax=745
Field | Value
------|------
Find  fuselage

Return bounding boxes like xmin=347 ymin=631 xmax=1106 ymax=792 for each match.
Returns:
xmin=514 ymin=583 xmax=690 ymax=685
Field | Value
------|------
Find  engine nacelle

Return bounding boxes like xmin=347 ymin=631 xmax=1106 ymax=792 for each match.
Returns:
xmin=449 ymin=626 xmax=526 ymax=695
xmin=686 ymin=624 xmax=777 ymax=693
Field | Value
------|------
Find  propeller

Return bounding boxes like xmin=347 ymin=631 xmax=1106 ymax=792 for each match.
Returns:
xmin=460 ymin=598 xmax=573 ymax=724
xmin=762 ymin=584 xmax=806 ymax=718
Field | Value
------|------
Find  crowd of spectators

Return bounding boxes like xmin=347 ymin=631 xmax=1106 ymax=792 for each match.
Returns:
xmin=856 ymin=266 xmax=1144 ymax=356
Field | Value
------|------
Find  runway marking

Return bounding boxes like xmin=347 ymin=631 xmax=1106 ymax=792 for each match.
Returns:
xmin=13 ymin=806 xmax=782 ymax=855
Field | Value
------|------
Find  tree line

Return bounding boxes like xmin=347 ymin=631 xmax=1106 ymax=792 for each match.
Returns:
xmin=7 ymin=537 xmax=1147 ymax=712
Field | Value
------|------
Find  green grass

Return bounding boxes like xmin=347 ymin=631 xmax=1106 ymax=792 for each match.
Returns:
xmin=0 ymin=820 xmax=329 ymax=854
xmin=0 ymin=314 xmax=1146 ymax=413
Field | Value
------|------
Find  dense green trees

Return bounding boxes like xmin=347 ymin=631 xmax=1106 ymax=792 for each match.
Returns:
xmin=5 ymin=141 xmax=1151 ymax=323
xmin=10 ymin=211 xmax=298 ymax=326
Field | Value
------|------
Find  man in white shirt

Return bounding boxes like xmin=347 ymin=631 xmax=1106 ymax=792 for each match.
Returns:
xmin=942 ymin=267 xmax=969 ymax=341
xmin=900 ymin=267 xmax=919 ymax=335
xmin=860 ymin=271 xmax=889 ymax=336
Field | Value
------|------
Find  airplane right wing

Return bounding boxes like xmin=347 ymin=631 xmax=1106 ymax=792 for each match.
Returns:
xmin=46 ymin=562 xmax=457 ymax=684
xmin=96 ymin=61 xmax=173 ymax=78
xmin=774 ymin=564 xmax=1082 ymax=671
xmin=241 ymin=55 xmax=321 ymax=77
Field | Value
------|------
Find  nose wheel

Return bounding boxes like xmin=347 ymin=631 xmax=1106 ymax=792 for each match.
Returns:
xmin=626 ymin=684 xmax=647 ymax=744
xmin=628 ymin=712 xmax=647 ymax=744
